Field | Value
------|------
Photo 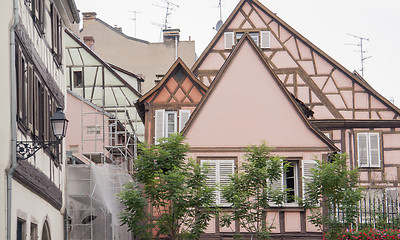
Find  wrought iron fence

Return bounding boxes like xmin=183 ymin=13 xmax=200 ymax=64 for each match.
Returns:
xmin=330 ymin=194 xmax=400 ymax=229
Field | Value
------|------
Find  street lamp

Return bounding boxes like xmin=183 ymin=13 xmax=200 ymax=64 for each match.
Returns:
xmin=16 ymin=107 xmax=69 ymax=160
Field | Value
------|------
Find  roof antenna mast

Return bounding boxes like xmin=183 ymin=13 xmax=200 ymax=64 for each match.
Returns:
xmin=128 ymin=10 xmax=141 ymax=37
xmin=219 ymin=0 xmax=222 ymax=20
xmin=153 ymin=0 xmax=179 ymax=30
xmin=213 ymin=0 xmax=223 ymax=31
xmin=346 ymin=33 xmax=372 ymax=78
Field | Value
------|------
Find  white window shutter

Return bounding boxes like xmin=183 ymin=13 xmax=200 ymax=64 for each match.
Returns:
xmin=369 ymin=132 xmax=381 ymax=167
xmin=218 ymin=160 xmax=234 ymax=206
xmin=260 ymin=31 xmax=271 ymax=48
xmin=357 ymin=133 xmax=369 ymax=167
xmin=201 ymin=160 xmax=218 ymax=204
xmin=154 ymin=109 xmax=165 ymax=144
xmin=224 ymin=32 xmax=234 ymax=49
xmin=302 ymin=160 xmax=317 ymax=200
xmin=179 ymin=109 xmax=191 ymax=132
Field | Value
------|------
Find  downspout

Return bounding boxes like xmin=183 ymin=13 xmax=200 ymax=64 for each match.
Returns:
xmin=7 ymin=0 xmax=19 ymax=238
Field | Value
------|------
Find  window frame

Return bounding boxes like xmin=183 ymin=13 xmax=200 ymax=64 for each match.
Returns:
xmin=31 ymin=0 xmax=44 ymax=34
xmin=164 ymin=110 xmax=177 ymax=138
xmin=154 ymin=109 xmax=191 ymax=143
xmin=355 ymin=131 xmax=382 ymax=168
xmin=284 ymin=160 xmax=299 ymax=205
xmin=17 ymin=218 xmax=26 ymax=240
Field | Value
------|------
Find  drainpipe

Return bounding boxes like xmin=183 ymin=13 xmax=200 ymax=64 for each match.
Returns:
xmin=7 ymin=0 xmax=19 ymax=238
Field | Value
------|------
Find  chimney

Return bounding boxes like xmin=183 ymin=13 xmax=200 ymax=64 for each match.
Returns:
xmin=83 ymin=36 xmax=95 ymax=50
xmin=82 ymin=12 xmax=97 ymax=20
xmin=114 ymin=26 xmax=122 ymax=32
xmin=163 ymin=28 xmax=180 ymax=42
xmin=82 ymin=12 xmax=97 ymax=29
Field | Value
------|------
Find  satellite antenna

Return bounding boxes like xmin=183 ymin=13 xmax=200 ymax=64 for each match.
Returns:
xmin=128 ymin=10 xmax=141 ymax=37
xmin=213 ymin=0 xmax=223 ymax=31
xmin=346 ymin=33 xmax=372 ymax=78
xmin=153 ymin=0 xmax=179 ymax=29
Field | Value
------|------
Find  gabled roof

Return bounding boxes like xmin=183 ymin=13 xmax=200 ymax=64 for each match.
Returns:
xmin=109 ymin=63 xmax=145 ymax=82
xmin=139 ymin=58 xmax=208 ymax=102
xmin=136 ymin=58 xmax=208 ymax=122
xmin=79 ymin=17 xmax=149 ymax=44
xmin=192 ymin=0 xmax=400 ymax=117
xmin=65 ymin=29 xmax=142 ymax=98
xmin=183 ymin=33 xmax=338 ymax=151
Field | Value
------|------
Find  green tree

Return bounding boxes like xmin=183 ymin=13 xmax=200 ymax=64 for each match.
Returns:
xmin=220 ymin=142 xmax=287 ymax=240
xmin=302 ymin=153 xmax=362 ymax=239
xmin=119 ymin=134 xmax=216 ymax=240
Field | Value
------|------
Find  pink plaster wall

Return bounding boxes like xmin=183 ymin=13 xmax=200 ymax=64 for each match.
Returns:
xmin=186 ymin=40 xmax=329 ymax=149
xmin=285 ymin=212 xmax=301 ymax=232
xmin=66 ymin=92 xmax=110 ymax=162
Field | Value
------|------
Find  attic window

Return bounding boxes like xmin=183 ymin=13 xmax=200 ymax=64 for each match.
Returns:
xmin=236 ymin=32 xmax=259 ymax=46
xmin=225 ymin=31 xmax=270 ymax=49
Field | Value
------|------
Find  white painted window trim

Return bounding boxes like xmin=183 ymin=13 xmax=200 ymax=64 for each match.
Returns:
xmin=357 ymin=132 xmax=381 ymax=168
xmin=164 ymin=110 xmax=177 ymax=138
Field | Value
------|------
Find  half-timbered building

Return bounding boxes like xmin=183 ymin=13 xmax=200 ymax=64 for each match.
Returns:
xmin=182 ymin=34 xmax=338 ymax=239
xmin=136 ymin=58 xmax=208 ymax=145
xmin=177 ymin=0 xmax=400 ymax=238
xmin=0 ymin=0 xmax=79 ymax=239
xmin=64 ymin=29 xmax=144 ymax=143
xmin=137 ymin=0 xmax=400 ymax=238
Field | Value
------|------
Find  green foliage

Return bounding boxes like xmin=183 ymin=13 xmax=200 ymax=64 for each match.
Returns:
xmin=301 ymin=153 xmax=362 ymax=239
xmin=119 ymin=134 xmax=216 ymax=240
xmin=220 ymin=141 xmax=287 ymax=240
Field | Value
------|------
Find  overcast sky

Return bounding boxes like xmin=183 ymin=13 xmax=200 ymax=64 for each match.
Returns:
xmin=74 ymin=0 xmax=400 ymax=108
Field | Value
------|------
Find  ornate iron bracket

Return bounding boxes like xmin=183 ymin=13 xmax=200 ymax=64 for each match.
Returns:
xmin=16 ymin=140 xmax=61 ymax=161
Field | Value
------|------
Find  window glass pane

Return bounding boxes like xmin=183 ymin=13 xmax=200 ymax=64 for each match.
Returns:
xmin=285 ymin=161 xmax=297 ymax=203
xmin=249 ymin=32 xmax=259 ymax=45
xmin=166 ymin=112 xmax=176 ymax=137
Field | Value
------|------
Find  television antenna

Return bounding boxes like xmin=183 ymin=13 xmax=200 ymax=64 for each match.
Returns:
xmin=151 ymin=21 xmax=165 ymax=41
xmin=213 ymin=0 xmax=223 ymax=31
xmin=152 ymin=0 xmax=179 ymax=29
xmin=128 ymin=10 xmax=141 ymax=37
xmin=346 ymin=33 xmax=372 ymax=78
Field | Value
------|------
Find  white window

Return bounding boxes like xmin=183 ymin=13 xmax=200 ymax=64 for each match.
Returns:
xmin=357 ymin=132 xmax=381 ymax=168
xmin=154 ymin=109 xmax=191 ymax=143
xmin=235 ymin=32 xmax=259 ymax=46
xmin=200 ymin=159 xmax=234 ymax=206
xmin=165 ymin=111 xmax=177 ymax=138
xmin=284 ymin=161 xmax=298 ymax=204
xmin=271 ymin=160 xmax=299 ymax=205
xmin=229 ymin=31 xmax=270 ymax=49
